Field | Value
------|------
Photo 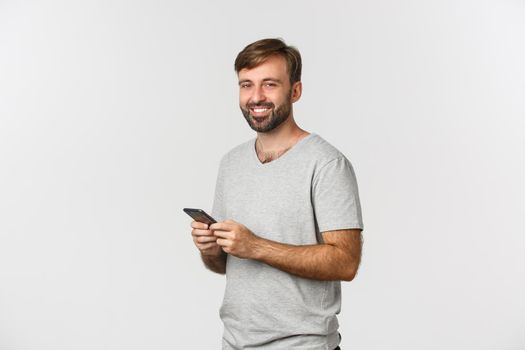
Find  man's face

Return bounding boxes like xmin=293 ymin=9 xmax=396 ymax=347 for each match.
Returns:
xmin=238 ymin=55 xmax=299 ymax=133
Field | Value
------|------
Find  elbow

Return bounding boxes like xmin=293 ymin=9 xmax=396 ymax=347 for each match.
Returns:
xmin=341 ymin=272 xmax=356 ymax=282
xmin=341 ymin=266 xmax=359 ymax=282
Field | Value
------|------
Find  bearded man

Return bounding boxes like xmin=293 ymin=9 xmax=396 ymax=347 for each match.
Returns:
xmin=190 ymin=38 xmax=363 ymax=350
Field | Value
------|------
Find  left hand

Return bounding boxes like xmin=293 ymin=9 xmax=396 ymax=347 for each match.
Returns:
xmin=210 ymin=220 xmax=260 ymax=259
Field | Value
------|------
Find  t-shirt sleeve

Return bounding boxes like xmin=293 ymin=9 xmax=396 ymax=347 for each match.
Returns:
xmin=211 ymin=156 xmax=227 ymax=222
xmin=312 ymin=156 xmax=363 ymax=233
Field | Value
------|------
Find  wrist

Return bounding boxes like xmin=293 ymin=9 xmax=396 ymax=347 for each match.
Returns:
xmin=201 ymin=246 xmax=223 ymax=258
xmin=251 ymin=236 xmax=266 ymax=261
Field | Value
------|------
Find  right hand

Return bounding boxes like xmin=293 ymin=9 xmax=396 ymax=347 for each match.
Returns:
xmin=191 ymin=221 xmax=222 ymax=256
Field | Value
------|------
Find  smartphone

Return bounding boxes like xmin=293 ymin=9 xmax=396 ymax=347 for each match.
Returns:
xmin=183 ymin=208 xmax=217 ymax=226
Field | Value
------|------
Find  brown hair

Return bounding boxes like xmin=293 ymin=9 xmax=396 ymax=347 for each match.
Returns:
xmin=234 ymin=38 xmax=302 ymax=85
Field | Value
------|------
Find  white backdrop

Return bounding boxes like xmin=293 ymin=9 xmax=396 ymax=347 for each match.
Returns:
xmin=1 ymin=1 xmax=524 ymax=349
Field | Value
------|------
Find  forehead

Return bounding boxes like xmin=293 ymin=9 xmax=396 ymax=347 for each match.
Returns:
xmin=238 ymin=55 xmax=289 ymax=81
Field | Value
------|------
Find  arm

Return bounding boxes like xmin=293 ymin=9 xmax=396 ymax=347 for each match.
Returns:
xmin=211 ymin=220 xmax=362 ymax=281
xmin=256 ymin=229 xmax=362 ymax=281
xmin=201 ymin=250 xmax=227 ymax=275
xmin=191 ymin=221 xmax=227 ymax=274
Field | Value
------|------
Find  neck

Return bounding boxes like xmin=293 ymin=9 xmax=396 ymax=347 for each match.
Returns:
xmin=255 ymin=114 xmax=309 ymax=163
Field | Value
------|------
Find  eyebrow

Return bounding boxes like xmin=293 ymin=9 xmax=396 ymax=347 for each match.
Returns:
xmin=238 ymin=78 xmax=283 ymax=85
xmin=263 ymin=78 xmax=283 ymax=84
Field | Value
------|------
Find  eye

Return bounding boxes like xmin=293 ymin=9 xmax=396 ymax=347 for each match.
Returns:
xmin=264 ymin=83 xmax=276 ymax=88
xmin=239 ymin=82 xmax=252 ymax=89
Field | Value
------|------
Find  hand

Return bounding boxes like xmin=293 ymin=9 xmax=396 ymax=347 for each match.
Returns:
xmin=191 ymin=221 xmax=222 ymax=257
xmin=210 ymin=220 xmax=261 ymax=259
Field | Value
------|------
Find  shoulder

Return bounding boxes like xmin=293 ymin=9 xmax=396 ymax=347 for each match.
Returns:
xmin=218 ymin=138 xmax=254 ymax=168
xmin=303 ymin=134 xmax=348 ymax=166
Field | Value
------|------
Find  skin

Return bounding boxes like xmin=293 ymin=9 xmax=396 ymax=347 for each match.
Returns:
xmin=191 ymin=55 xmax=363 ymax=281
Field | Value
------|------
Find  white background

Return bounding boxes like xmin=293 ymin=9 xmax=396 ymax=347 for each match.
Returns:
xmin=1 ymin=1 xmax=524 ymax=349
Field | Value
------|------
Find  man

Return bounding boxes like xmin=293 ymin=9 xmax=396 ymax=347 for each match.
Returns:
xmin=191 ymin=38 xmax=363 ymax=350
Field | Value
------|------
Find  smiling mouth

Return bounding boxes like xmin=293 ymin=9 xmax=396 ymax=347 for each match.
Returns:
xmin=249 ymin=106 xmax=273 ymax=118
xmin=251 ymin=107 xmax=270 ymax=113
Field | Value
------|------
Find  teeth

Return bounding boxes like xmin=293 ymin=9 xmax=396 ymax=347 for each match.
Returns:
xmin=253 ymin=108 xmax=268 ymax=113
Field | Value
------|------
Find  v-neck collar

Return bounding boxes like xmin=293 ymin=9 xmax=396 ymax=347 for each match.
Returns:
xmin=251 ymin=133 xmax=315 ymax=168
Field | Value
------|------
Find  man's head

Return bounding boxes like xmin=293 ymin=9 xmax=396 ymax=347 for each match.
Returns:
xmin=235 ymin=38 xmax=302 ymax=86
xmin=235 ymin=38 xmax=302 ymax=133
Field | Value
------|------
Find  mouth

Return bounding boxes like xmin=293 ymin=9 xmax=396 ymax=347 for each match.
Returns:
xmin=249 ymin=106 xmax=272 ymax=118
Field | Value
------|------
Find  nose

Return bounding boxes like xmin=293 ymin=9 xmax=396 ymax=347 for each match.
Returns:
xmin=250 ymin=85 xmax=266 ymax=104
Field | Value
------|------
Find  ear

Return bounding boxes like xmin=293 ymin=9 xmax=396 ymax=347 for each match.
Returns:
xmin=291 ymin=81 xmax=302 ymax=103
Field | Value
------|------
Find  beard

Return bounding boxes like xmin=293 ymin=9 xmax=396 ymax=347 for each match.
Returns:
xmin=240 ymin=92 xmax=292 ymax=133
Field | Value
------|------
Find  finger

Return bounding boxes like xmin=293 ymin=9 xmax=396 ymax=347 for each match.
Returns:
xmin=197 ymin=235 xmax=217 ymax=244
xmin=213 ymin=230 xmax=232 ymax=239
xmin=209 ymin=221 xmax=232 ymax=231
xmin=198 ymin=242 xmax=218 ymax=251
xmin=216 ymin=238 xmax=231 ymax=247
xmin=192 ymin=228 xmax=213 ymax=237
xmin=191 ymin=221 xmax=209 ymax=230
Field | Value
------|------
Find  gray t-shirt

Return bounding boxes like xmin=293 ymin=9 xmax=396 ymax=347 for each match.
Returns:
xmin=212 ymin=133 xmax=363 ymax=350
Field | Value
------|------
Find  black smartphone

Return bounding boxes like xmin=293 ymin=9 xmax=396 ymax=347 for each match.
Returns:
xmin=183 ymin=208 xmax=217 ymax=226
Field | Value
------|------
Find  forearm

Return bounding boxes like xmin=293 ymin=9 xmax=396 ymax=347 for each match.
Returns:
xmin=252 ymin=239 xmax=359 ymax=281
xmin=201 ymin=250 xmax=227 ymax=274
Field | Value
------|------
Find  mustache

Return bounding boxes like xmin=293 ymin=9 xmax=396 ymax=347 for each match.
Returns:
xmin=246 ymin=102 xmax=274 ymax=109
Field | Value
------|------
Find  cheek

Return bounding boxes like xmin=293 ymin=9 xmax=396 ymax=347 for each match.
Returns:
xmin=239 ymin=92 xmax=250 ymax=106
xmin=269 ymin=93 xmax=285 ymax=106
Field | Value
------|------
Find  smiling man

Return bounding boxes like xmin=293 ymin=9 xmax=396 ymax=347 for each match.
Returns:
xmin=190 ymin=38 xmax=363 ymax=350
